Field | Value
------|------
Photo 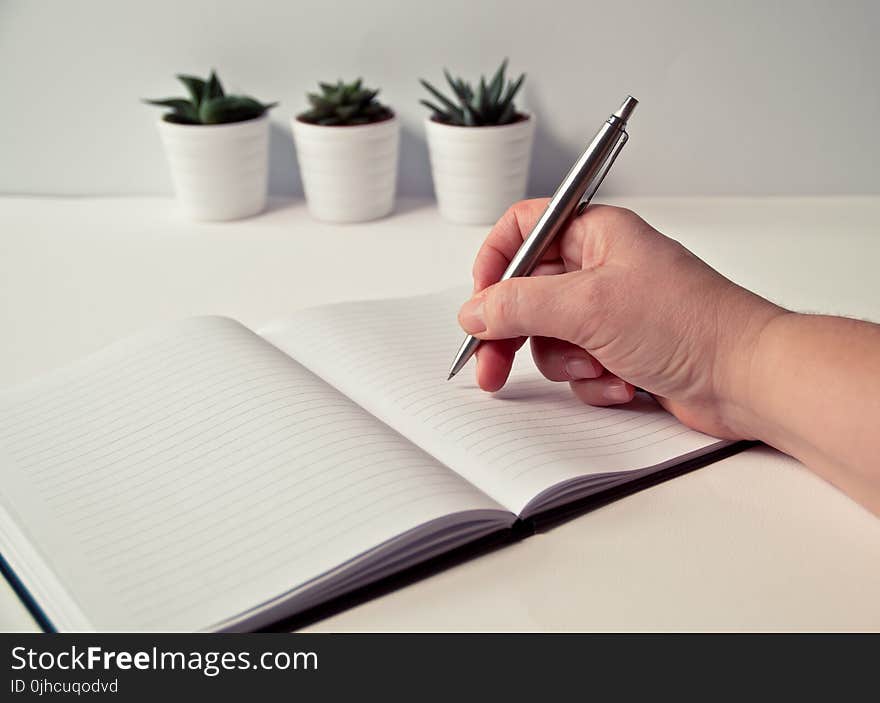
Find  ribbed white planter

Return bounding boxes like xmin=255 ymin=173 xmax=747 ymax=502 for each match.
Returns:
xmin=425 ymin=115 xmax=535 ymax=225
xmin=291 ymin=115 xmax=399 ymax=223
xmin=157 ymin=114 xmax=269 ymax=221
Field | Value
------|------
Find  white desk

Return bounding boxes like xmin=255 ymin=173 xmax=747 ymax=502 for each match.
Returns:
xmin=1 ymin=195 xmax=879 ymax=631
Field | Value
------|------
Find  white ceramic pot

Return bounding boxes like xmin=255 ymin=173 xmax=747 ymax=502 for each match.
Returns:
xmin=291 ymin=115 xmax=399 ymax=223
xmin=157 ymin=114 xmax=269 ymax=221
xmin=425 ymin=115 xmax=535 ymax=225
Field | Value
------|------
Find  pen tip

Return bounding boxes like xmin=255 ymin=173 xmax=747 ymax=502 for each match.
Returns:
xmin=446 ymin=372 xmax=454 ymax=381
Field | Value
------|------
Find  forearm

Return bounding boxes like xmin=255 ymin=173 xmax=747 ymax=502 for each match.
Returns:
xmin=739 ymin=312 xmax=880 ymax=514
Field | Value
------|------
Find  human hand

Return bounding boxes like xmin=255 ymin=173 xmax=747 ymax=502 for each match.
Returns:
xmin=458 ymin=199 xmax=785 ymax=439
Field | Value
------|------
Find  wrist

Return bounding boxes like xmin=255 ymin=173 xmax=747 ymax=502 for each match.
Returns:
xmin=712 ymin=285 xmax=790 ymax=440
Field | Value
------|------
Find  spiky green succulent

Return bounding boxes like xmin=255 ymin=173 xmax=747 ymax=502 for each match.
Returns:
xmin=144 ymin=70 xmax=276 ymax=125
xmin=298 ymin=79 xmax=393 ymax=126
xmin=419 ymin=59 xmax=525 ymax=127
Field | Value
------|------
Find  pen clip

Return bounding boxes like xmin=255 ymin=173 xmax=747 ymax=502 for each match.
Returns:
xmin=576 ymin=130 xmax=629 ymax=216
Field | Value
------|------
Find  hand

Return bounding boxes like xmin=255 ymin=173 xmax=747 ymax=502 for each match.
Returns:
xmin=458 ymin=199 xmax=785 ymax=440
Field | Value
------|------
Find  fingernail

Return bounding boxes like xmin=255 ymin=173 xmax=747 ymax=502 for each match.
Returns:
xmin=603 ymin=379 xmax=631 ymax=403
xmin=564 ymin=356 xmax=602 ymax=379
xmin=459 ymin=299 xmax=486 ymax=334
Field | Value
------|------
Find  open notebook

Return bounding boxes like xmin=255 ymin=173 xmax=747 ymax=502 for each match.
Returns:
xmin=0 ymin=289 xmax=728 ymax=631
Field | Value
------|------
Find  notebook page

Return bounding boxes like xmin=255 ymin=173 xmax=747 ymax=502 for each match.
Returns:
xmin=262 ymin=290 xmax=725 ymax=515
xmin=0 ymin=316 xmax=506 ymax=631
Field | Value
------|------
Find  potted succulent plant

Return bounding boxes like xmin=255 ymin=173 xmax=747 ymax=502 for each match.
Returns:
xmin=145 ymin=71 xmax=276 ymax=221
xmin=291 ymin=79 xmax=398 ymax=223
xmin=420 ymin=59 xmax=533 ymax=225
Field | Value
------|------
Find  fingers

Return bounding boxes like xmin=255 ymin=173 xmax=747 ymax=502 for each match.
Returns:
xmin=475 ymin=335 xmax=635 ymax=406
xmin=471 ymin=201 xmax=643 ymax=295
xmin=458 ymin=270 xmax=600 ymax=347
xmin=569 ymin=374 xmax=636 ymax=406
xmin=531 ymin=259 xmax=567 ymax=277
xmin=530 ymin=336 xmax=633 ymax=405
xmin=474 ymin=338 xmax=526 ymax=392
xmin=530 ymin=337 xmax=604 ymax=381
xmin=480 ymin=335 xmax=635 ymax=406
xmin=472 ymin=199 xmax=557 ymax=292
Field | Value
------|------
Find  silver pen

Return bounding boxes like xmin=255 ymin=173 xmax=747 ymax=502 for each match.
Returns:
xmin=447 ymin=95 xmax=638 ymax=380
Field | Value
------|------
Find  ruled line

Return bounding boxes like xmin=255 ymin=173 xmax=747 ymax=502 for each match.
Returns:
xmin=264 ymin=289 xmax=719 ymax=512
xmin=0 ymin=314 xmax=495 ymax=630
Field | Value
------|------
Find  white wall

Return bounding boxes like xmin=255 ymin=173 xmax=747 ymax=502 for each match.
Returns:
xmin=1 ymin=0 xmax=878 ymax=197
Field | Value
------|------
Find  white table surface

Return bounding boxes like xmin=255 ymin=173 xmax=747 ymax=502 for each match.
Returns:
xmin=1 ymin=195 xmax=879 ymax=632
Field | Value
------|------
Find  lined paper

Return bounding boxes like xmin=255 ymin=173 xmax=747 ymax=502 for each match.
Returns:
xmin=0 ymin=317 xmax=505 ymax=630
xmin=263 ymin=290 xmax=724 ymax=514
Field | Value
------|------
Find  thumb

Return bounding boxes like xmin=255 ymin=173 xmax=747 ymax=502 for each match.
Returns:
xmin=458 ymin=270 xmax=597 ymax=346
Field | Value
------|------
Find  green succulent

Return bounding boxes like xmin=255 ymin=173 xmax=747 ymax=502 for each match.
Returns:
xmin=144 ymin=70 xmax=276 ymax=125
xmin=298 ymin=79 xmax=393 ymax=126
xmin=419 ymin=59 xmax=525 ymax=127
